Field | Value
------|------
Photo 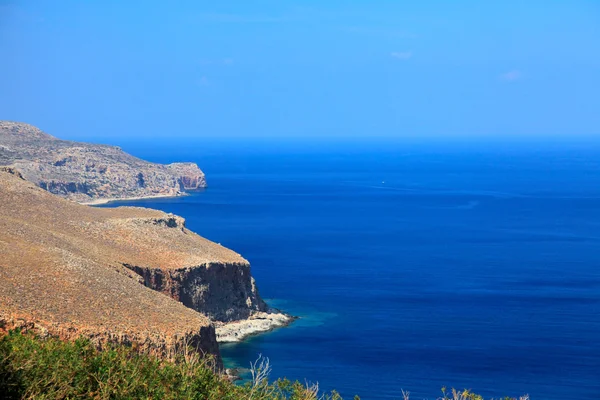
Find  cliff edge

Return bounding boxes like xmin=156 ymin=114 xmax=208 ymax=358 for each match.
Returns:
xmin=0 ymin=121 xmax=206 ymax=203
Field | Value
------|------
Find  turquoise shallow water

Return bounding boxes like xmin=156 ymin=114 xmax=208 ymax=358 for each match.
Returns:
xmin=102 ymin=140 xmax=600 ymax=399
xmin=220 ymin=299 xmax=338 ymax=378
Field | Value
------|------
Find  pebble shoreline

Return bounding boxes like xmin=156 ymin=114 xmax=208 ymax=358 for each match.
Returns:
xmin=215 ymin=312 xmax=295 ymax=343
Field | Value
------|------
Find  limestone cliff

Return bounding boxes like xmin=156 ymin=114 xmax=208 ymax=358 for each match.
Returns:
xmin=0 ymin=121 xmax=206 ymax=202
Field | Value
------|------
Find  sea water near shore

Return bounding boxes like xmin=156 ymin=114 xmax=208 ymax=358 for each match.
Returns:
xmin=101 ymin=138 xmax=600 ymax=399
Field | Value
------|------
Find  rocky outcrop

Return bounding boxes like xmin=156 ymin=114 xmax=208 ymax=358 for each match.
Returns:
xmin=124 ymin=262 xmax=268 ymax=322
xmin=168 ymin=162 xmax=207 ymax=190
xmin=0 ymin=166 xmax=25 ymax=180
xmin=0 ymin=121 xmax=207 ymax=203
xmin=114 ymin=210 xmax=270 ymax=322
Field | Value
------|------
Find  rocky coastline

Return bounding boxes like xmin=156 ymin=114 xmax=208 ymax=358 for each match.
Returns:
xmin=0 ymin=123 xmax=294 ymax=364
xmin=215 ymin=312 xmax=296 ymax=343
xmin=0 ymin=121 xmax=207 ymax=203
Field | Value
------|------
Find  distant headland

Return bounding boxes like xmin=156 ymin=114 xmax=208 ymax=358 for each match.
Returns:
xmin=0 ymin=121 xmax=206 ymax=204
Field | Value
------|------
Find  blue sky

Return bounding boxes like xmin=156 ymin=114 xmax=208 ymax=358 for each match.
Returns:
xmin=0 ymin=1 xmax=599 ymax=141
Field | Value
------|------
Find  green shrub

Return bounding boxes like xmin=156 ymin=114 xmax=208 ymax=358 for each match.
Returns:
xmin=0 ymin=331 xmax=341 ymax=400
xmin=0 ymin=330 xmax=528 ymax=400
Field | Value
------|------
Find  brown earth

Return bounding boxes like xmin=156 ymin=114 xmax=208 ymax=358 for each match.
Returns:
xmin=0 ymin=168 xmax=268 ymax=363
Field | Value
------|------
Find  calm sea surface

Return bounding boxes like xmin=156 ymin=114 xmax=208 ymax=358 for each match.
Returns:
xmin=102 ymin=140 xmax=600 ymax=399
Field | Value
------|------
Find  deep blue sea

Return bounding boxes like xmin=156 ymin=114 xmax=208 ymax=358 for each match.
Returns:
xmin=102 ymin=139 xmax=600 ymax=399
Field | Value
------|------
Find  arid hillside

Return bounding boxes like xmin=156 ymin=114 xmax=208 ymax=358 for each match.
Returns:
xmin=0 ymin=168 xmax=267 ymax=362
xmin=0 ymin=121 xmax=206 ymax=202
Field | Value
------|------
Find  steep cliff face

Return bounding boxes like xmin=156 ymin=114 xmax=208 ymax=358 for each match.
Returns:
xmin=114 ymin=211 xmax=269 ymax=322
xmin=0 ymin=121 xmax=207 ymax=202
xmin=124 ymin=263 xmax=268 ymax=322
xmin=168 ymin=162 xmax=207 ymax=190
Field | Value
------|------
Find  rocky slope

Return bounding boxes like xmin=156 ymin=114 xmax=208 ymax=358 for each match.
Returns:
xmin=0 ymin=121 xmax=206 ymax=203
xmin=0 ymin=168 xmax=288 ymax=362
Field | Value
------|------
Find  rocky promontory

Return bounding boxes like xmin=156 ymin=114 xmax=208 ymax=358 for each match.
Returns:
xmin=0 ymin=167 xmax=291 ymax=364
xmin=0 ymin=121 xmax=206 ymax=203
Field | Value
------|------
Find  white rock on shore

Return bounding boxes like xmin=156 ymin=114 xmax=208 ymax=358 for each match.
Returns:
xmin=215 ymin=312 xmax=294 ymax=343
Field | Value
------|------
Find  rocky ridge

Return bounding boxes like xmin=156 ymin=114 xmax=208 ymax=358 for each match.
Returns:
xmin=0 ymin=121 xmax=206 ymax=203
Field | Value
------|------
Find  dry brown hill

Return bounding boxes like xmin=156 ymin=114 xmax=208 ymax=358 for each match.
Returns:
xmin=0 ymin=168 xmax=267 ymax=362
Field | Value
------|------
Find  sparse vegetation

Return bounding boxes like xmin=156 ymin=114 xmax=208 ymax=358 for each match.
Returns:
xmin=0 ymin=331 xmax=528 ymax=400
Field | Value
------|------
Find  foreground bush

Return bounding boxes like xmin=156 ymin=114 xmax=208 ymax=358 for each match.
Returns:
xmin=0 ymin=330 xmax=343 ymax=400
xmin=0 ymin=331 xmax=527 ymax=400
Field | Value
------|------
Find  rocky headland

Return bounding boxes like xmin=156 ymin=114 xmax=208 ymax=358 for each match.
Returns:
xmin=0 ymin=121 xmax=206 ymax=203
xmin=0 ymin=125 xmax=293 ymax=365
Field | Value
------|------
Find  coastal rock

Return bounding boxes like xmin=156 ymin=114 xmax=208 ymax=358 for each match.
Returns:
xmin=215 ymin=312 xmax=295 ymax=343
xmin=122 ymin=259 xmax=294 ymax=341
xmin=0 ymin=121 xmax=207 ymax=203
xmin=123 ymin=262 xmax=268 ymax=322
xmin=168 ymin=162 xmax=206 ymax=190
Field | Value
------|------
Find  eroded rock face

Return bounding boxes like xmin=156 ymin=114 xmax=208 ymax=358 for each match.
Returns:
xmin=168 ymin=163 xmax=207 ymax=190
xmin=124 ymin=263 xmax=269 ymax=322
xmin=0 ymin=121 xmax=207 ymax=202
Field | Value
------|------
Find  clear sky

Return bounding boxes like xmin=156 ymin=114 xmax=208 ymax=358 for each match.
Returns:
xmin=1 ymin=1 xmax=599 ymax=141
